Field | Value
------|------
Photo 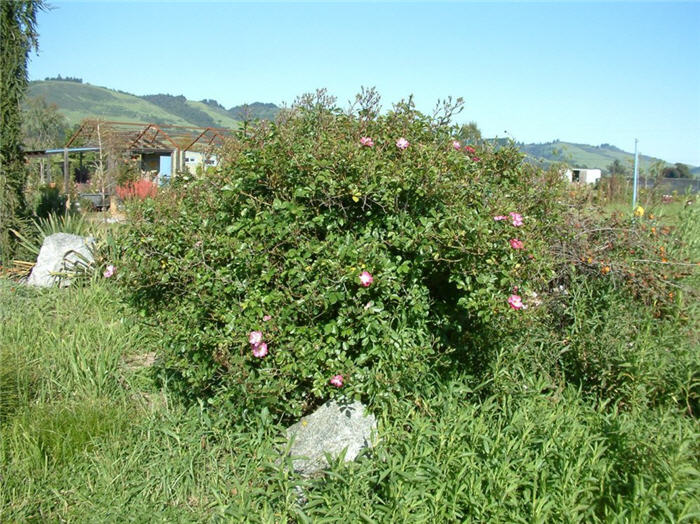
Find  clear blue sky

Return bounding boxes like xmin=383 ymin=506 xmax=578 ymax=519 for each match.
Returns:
xmin=29 ymin=1 xmax=700 ymax=165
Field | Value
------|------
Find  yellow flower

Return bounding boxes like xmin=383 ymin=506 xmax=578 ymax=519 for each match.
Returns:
xmin=634 ymin=206 xmax=645 ymax=217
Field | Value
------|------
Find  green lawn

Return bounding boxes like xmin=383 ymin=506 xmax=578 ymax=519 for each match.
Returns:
xmin=1 ymin=279 xmax=698 ymax=522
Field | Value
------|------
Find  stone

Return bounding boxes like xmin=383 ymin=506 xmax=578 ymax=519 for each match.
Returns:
xmin=283 ymin=398 xmax=377 ymax=476
xmin=27 ymin=233 xmax=95 ymax=287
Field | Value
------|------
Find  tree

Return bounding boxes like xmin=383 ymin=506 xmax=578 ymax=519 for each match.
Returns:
xmin=0 ymin=0 xmax=45 ymax=263
xmin=663 ymin=163 xmax=691 ymax=179
xmin=456 ymin=121 xmax=482 ymax=143
xmin=22 ymin=96 xmax=68 ymax=187
xmin=607 ymin=159 xmax=627 ymax=176
xmin=22 ymin=95 xmax=68 ymax=149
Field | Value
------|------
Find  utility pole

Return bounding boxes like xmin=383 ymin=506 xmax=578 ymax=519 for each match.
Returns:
xmin=632 ymin=139 xmax=639 ymax=209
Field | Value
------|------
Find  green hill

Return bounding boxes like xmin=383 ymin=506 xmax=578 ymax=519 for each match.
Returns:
xmin=28 ymin=80 xmax=194 ymax=127
xmin=513 ymin=140 xmax=697 ymax=175
xmin=27 ymin=80 xmax=279 ymax=131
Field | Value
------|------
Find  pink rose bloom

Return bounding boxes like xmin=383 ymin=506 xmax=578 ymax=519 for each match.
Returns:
xmin=252 ymin=342 xmax=268 ymax=358
xmin=262 ymin=315 xmax=272 ymax=322
xmin=103 ymin=265 xmax=115 ymax=278
xmin=330 ymin=374 xmax=344 ymax=387
xmin=359 ymin=271 xmax=374 ymax=287
xmin=396 ymin=137 xmax=409 ymax=150
xmin=452 ymin=140 xmax=461 ymax=150
xmin=508 ymin=294 xmax=524 ymax=310
xmin=494 ymin=215 xmax=507 ymax=221
xmin=360 ymin=136 xmax=374 ymax=147
xmin=509 ymin=238 xmax=524 ymax=250
xmin=248 ymin=331 xmax=263 ymax=345
xmin=510 ymin=212 xmax=524 ymax=227
xmin=471 ymin=156 xmax=480 ymax=162
xmin=464 ymin=146 xmax=476 ymax=154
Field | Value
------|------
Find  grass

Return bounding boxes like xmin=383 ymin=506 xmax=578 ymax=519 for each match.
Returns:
xmin=1 ymin=279 xmax=698 ymax=522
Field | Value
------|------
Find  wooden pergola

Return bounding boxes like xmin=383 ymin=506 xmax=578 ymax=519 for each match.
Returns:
xmin=66 ymin=120 xmax=231 ymax=151
xmin=55 ymin=120 xmax=234 ymax=193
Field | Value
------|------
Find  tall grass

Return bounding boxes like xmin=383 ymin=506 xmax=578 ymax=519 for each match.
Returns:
xmin=1 ymin=279 xmax=698 ymax=522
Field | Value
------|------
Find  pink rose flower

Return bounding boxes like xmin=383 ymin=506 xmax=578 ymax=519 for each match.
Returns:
xmin=248 ymin=331 xmax=263 ymax=345
xmin=359 ymin=271 xmax=374 ymax=287
xmin=508 ymin=294 xmax=524 ymax=310
xmin=452 ymin=140 xmax=461 ymax=150
xmin=471 ymin=156 xmax=480 ymax=162
xmin=262 ymin=315 xmax=272 ymax=322
xmin=494 ymin=215 xmax=507 ymax=221
xmin=103 ymin=265 xmax=115 ymax=278
xmin=330 ymin=374 xmax=344 ymax=387
xmin=252 ymin=342 xmax=268 ymax=358
xmin=360 ymin=136 xmax=374 ymax=147
xmin=509 ymin=238 xmax=524 ymax=250
xmin=464 ymin=146 xmax=476 ymax=154
xmin=396 ymin=137 xmax=409 ymax=150
xmin=510 ymin=212 xmax=524 ymax=227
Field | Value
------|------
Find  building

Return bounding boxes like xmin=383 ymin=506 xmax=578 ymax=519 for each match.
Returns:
xmin=564 ymin=168 xmax=601 ymax=185
xmin=184 ymin=151 xmax=218 ymax=174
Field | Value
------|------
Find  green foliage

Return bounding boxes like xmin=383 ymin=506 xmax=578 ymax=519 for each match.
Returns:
xmin=120 ymin=92 xmax=567 ymax=419
xmin=229 ymin=101 xmax=281 ymax=122
xmin=21 ymin=95 xmax=68 ymax=149
xmin=664 ymin=162 xmax=692 ymax=179
xmin=11 ymin=211 xmax=92 ymax=259
xmin=456 ymin=120 xmax=482 ymax=144
xmin=0 ymin=0 xmax=45 ymax=264
xmin=31 ymin=184 xmax=67 ymax=218
xmin=43 ymin=74 xmax=83 ymax=83
xmin=607 ymin=158 xmax=628 ymax=176
xmin=1 ymin=271 xmax=698 ymax=522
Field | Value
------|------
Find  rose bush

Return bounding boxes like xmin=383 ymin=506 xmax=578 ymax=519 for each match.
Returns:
xmin=120 ymin=91 xmax=690 ymax=419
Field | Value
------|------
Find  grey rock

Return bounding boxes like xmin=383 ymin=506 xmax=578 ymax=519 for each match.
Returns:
xmin=284 ymin=399 xmax=377 ymax=476
xmin=27 ymin=233 xmax=95 ymax=287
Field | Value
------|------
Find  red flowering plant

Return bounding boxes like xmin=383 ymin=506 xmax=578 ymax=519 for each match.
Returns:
xmin=115 ymin=178 xmax=158 ymax=201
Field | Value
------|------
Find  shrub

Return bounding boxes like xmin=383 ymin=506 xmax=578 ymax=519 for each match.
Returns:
xmin=120 ymin=91 xmax=567 ymax=419
xmin=31 ymin=184 xmax=67 ymax=218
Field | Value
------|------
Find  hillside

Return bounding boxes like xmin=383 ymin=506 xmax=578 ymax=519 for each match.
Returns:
xmin=28 ymin=81 xmax=194 ymax=127
xmin=28 ymin=80 xmax=281 ymax=130
xmin=514 ymin=141 xmax=671 ymax=173
xmin=140 ymin=94 xmax=240 ymax=129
